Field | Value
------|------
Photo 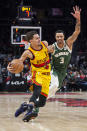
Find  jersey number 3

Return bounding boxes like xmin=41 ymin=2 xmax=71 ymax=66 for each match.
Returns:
xmin=60 ymin=57 xmax=64 ymax=64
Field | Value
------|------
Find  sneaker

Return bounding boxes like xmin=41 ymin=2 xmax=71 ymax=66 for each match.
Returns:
xmin=22 ymin=104 xmax=38 ymax=122
xmin=15 ymin=102 xmax=28 ymax=117
xmin=23 ymin=111 xmax=38 ymax=122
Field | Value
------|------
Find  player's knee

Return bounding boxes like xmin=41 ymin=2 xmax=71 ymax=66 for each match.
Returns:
xmin=40 ymin=100 xmax=46 ymax=107
xmin=35 ymin=94 xmax=47 ymax=107
xmin=39 ymin=95 xmax=47 ymax=107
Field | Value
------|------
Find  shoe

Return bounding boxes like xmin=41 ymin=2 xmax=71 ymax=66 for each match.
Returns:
xmin=22 ymin=104 xmax=38 ymax=122
xmin=15 ymin=102 xmax=28 ymax=117
xmin=23 ymin=111 xmax=38 ymax=122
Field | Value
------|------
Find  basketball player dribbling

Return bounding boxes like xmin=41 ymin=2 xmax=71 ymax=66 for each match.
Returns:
xmin=7 ymin=31 xmax=53 ymax=122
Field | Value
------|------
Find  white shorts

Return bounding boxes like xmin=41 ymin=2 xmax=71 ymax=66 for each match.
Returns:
xmin=48 ymin=70 xmax=59 ymax=98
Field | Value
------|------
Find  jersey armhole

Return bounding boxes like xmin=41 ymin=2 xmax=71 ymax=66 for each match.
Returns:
xmin=27 ymin=49 xmax=35 ymax=60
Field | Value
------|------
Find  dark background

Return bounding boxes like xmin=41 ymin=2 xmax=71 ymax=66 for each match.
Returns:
xmin=0 ymin=0 xmax=87 ymax=92
xmin=0 ymin=0 xmax=87 ymax=54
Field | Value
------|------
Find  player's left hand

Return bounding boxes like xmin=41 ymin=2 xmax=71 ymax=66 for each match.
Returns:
xmin=71 ymin=5 xmax=81 ymax=21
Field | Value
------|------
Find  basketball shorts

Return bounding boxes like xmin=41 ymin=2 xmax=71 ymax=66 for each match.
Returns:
xmin=31 ymin=71 xmax=51 ymax=97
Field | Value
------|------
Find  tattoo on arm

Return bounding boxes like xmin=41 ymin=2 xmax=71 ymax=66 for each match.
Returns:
xmin=20 ymin=50 xmax=31 ymax=62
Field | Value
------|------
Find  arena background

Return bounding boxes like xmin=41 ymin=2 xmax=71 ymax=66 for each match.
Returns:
xmin=1 ymin=1 xmax=87 ymax=131
xmin=0 ymin=0 xmax=87 ymax=92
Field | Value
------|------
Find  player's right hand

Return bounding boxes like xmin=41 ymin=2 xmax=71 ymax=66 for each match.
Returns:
xmin=7 ymin=62 xmax=16 ymax=73
xmin=71 ymin=6 xmax=81 ymax=21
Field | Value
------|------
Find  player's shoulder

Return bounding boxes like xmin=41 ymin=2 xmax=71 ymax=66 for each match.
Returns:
xmin=42 ymin=41 xmax=48 ymax=47
xmin=24 ymin=49 xmax=34 ymax=59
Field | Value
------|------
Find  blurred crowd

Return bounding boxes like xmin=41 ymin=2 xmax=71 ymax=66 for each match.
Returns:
xmin=59 ymin=59 xmax=87 ymax=92
xmin=0 ymin=49 xmax=87 ymax=92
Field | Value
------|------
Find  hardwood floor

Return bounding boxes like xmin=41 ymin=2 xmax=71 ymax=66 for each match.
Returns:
xmin=0 ymin=92 xmax=87 ymax=131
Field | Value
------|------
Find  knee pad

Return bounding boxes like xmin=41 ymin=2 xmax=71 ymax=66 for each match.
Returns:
xmin=38 ymin=95 xmax=47 ymax=107
xmin=33 ymin=84 xmax=41 ymax=97
xmin=29 ymin=84 xmax=41 ymax=103
xmin=35 ymin=94 xmax=47 ymax=107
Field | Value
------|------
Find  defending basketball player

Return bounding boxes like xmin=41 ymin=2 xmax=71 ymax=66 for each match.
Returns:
xmin=7 ymin=31 xmax=51 ymax=122
xmin=47 ymin=6 xmax=81 ymax=97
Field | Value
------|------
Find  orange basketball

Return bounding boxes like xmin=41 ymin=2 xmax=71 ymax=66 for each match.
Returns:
xmin=9 ymin=59 xmax=24 ymax=74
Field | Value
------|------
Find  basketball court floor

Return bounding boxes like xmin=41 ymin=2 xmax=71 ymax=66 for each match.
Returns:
xmin=0 ymin=92 xmax=87 ymax=131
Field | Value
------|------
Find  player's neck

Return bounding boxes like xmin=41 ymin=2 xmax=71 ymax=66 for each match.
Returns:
xmin=30 ymin=45 xmax=42 ymax=51
xmin=57 ymin=42 xmax=64 ymax=48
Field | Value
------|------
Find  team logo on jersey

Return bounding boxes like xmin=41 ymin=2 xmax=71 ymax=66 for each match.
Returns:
xmin=54 ymin=52 xmax=69 ymax=57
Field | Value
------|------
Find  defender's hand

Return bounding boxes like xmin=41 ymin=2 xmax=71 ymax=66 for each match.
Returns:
xmin=71 ymin=6 xmax=81 ymax=21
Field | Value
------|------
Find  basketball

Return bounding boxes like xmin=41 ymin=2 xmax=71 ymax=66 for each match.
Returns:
xmin=8 ymin=59 xmax=24 ymax=74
